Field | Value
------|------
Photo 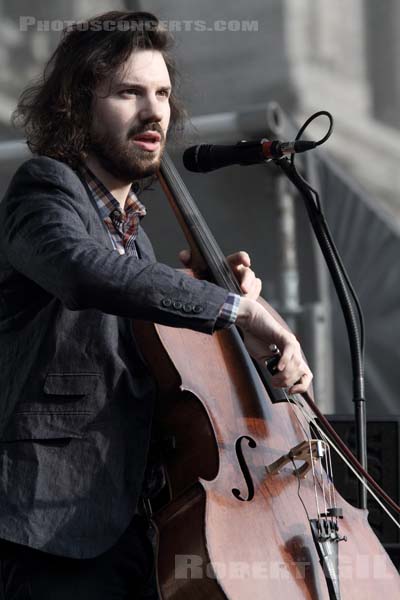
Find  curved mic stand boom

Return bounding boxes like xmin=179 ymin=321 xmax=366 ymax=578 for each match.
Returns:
xmin=271 ymin=153 xmax=368 ymax=509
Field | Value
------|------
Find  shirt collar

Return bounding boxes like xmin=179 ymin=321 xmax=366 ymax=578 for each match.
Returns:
xmin=79 ymin=163 xmax=146 ymax=221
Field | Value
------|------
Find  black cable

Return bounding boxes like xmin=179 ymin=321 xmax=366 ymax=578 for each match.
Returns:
xmin=294 ymin=110 xmax=334 ymax=148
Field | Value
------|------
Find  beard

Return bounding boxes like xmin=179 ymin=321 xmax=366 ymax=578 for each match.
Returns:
xmin=87 ymin=121 xmax=166 ymax=183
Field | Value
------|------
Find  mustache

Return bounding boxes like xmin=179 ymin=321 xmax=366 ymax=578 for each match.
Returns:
xmin=128 ymin=122 xmax=164 ymax=141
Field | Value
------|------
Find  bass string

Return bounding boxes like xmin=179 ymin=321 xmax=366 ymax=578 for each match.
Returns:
xmin=325 ymin=442 xmax=338 ymax=519
xmin=289 ymin=392 xmax=400 ymax=530
xmin=161 ymin=154 xmax=240 ymax=292
xmin=282 ymin=388 xmax=329 ymax=522
xmin=281 ymin=387 xmax=351 ymax=529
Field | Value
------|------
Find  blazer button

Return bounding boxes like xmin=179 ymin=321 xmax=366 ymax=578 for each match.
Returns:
xmin=193 ymin=304 xmax=204 ymax=314
xmin=172 ymin=300 xmax=182 ymax=310
xmin=161 ymin=298 xmax=172 ymax=307
xmin=183 ymin=303 xmax=193 ymax=313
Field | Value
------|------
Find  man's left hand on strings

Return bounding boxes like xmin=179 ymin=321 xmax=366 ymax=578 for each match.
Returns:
xmin=179 ymin=249 xmax=262 ymax=300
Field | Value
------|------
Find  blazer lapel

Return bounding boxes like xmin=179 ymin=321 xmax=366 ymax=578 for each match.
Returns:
xmin=76 ymin=172 xmax=115 ymax=251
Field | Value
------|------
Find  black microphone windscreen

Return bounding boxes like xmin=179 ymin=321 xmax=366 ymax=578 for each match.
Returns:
xmin=183 ymin=142 xmax=264 ymax=173
xmin=182 ymin=145 xmax=205 ymax=172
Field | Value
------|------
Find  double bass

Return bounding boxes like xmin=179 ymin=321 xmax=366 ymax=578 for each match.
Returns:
xmin=133 ymin=152 xmax=400 ymax=599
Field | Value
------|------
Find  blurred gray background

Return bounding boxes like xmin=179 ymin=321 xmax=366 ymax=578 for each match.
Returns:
xmin=1 ymin=0 xmax=400 ymax=420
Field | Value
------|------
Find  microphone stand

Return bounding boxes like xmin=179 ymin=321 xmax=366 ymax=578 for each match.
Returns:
xmin=273 ymin=155 xmax=368 ymax=510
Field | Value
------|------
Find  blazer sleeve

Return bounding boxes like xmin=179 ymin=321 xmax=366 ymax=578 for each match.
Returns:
xmin=0 ymin=157 xmax=231 ymax=334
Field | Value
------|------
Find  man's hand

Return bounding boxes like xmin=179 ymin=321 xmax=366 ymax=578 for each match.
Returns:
xmin=237 ymin=297 xmax=313 ymax=395
xmin=179 ymin=248 xmax=311 ymax=393
xmin=179 ymin=249 xmax=262 ymax=300
xmin=226 ymin=251 xmax=262 ymax=300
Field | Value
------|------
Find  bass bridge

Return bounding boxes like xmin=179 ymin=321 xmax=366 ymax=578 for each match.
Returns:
xmin=266 ymin=439 xmax=347 ymax=600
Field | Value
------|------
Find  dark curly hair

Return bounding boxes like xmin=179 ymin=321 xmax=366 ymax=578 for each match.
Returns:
xmin=12 ymin=11 xmax=186 ymax=169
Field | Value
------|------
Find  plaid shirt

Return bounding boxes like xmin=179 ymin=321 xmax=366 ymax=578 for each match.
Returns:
xmin=81 ymin=164 xmax=146 ymax=257
xmin=80 ymin=164 xmax=239 ymax=329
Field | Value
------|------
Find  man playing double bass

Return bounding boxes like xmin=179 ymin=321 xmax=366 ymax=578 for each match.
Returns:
xmin=0 ymin=10 xmax=312 ymax=599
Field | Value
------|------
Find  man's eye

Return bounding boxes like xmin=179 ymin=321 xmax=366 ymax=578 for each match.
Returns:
xmin=120 ymin=89 xmax=140 ymax=96
xmin=158 ymin=89 xmax=170 ymax=97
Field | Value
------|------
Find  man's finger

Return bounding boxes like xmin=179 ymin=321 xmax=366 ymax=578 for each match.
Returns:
xmin=278 ymin=336 xmax=301 ymax=372
xmin=289 ymin=372 xmax=313 ymax=395
xmin=179 ymin=249 xmax=191 ymax=265
xmin=227 ymin=251 xmax=251 ymax=268
xmin=237 ymin=267 xmax=255 ymax=292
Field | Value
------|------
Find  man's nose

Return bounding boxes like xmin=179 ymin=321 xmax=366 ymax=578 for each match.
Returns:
xmin=138 ymin=94 xmax=163 ymax=122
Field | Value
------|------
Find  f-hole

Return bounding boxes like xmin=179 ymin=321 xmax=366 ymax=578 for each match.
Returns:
xmin=232 ymin=435 xmax=256 ymax=502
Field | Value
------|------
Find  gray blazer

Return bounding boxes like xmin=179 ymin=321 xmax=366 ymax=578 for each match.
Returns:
xmin=0 ymin=157 xmax=229 ymax=558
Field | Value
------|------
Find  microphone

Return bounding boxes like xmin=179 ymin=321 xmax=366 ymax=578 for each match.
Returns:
xmin=183 ymin=139 xmax=317 ymax=173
